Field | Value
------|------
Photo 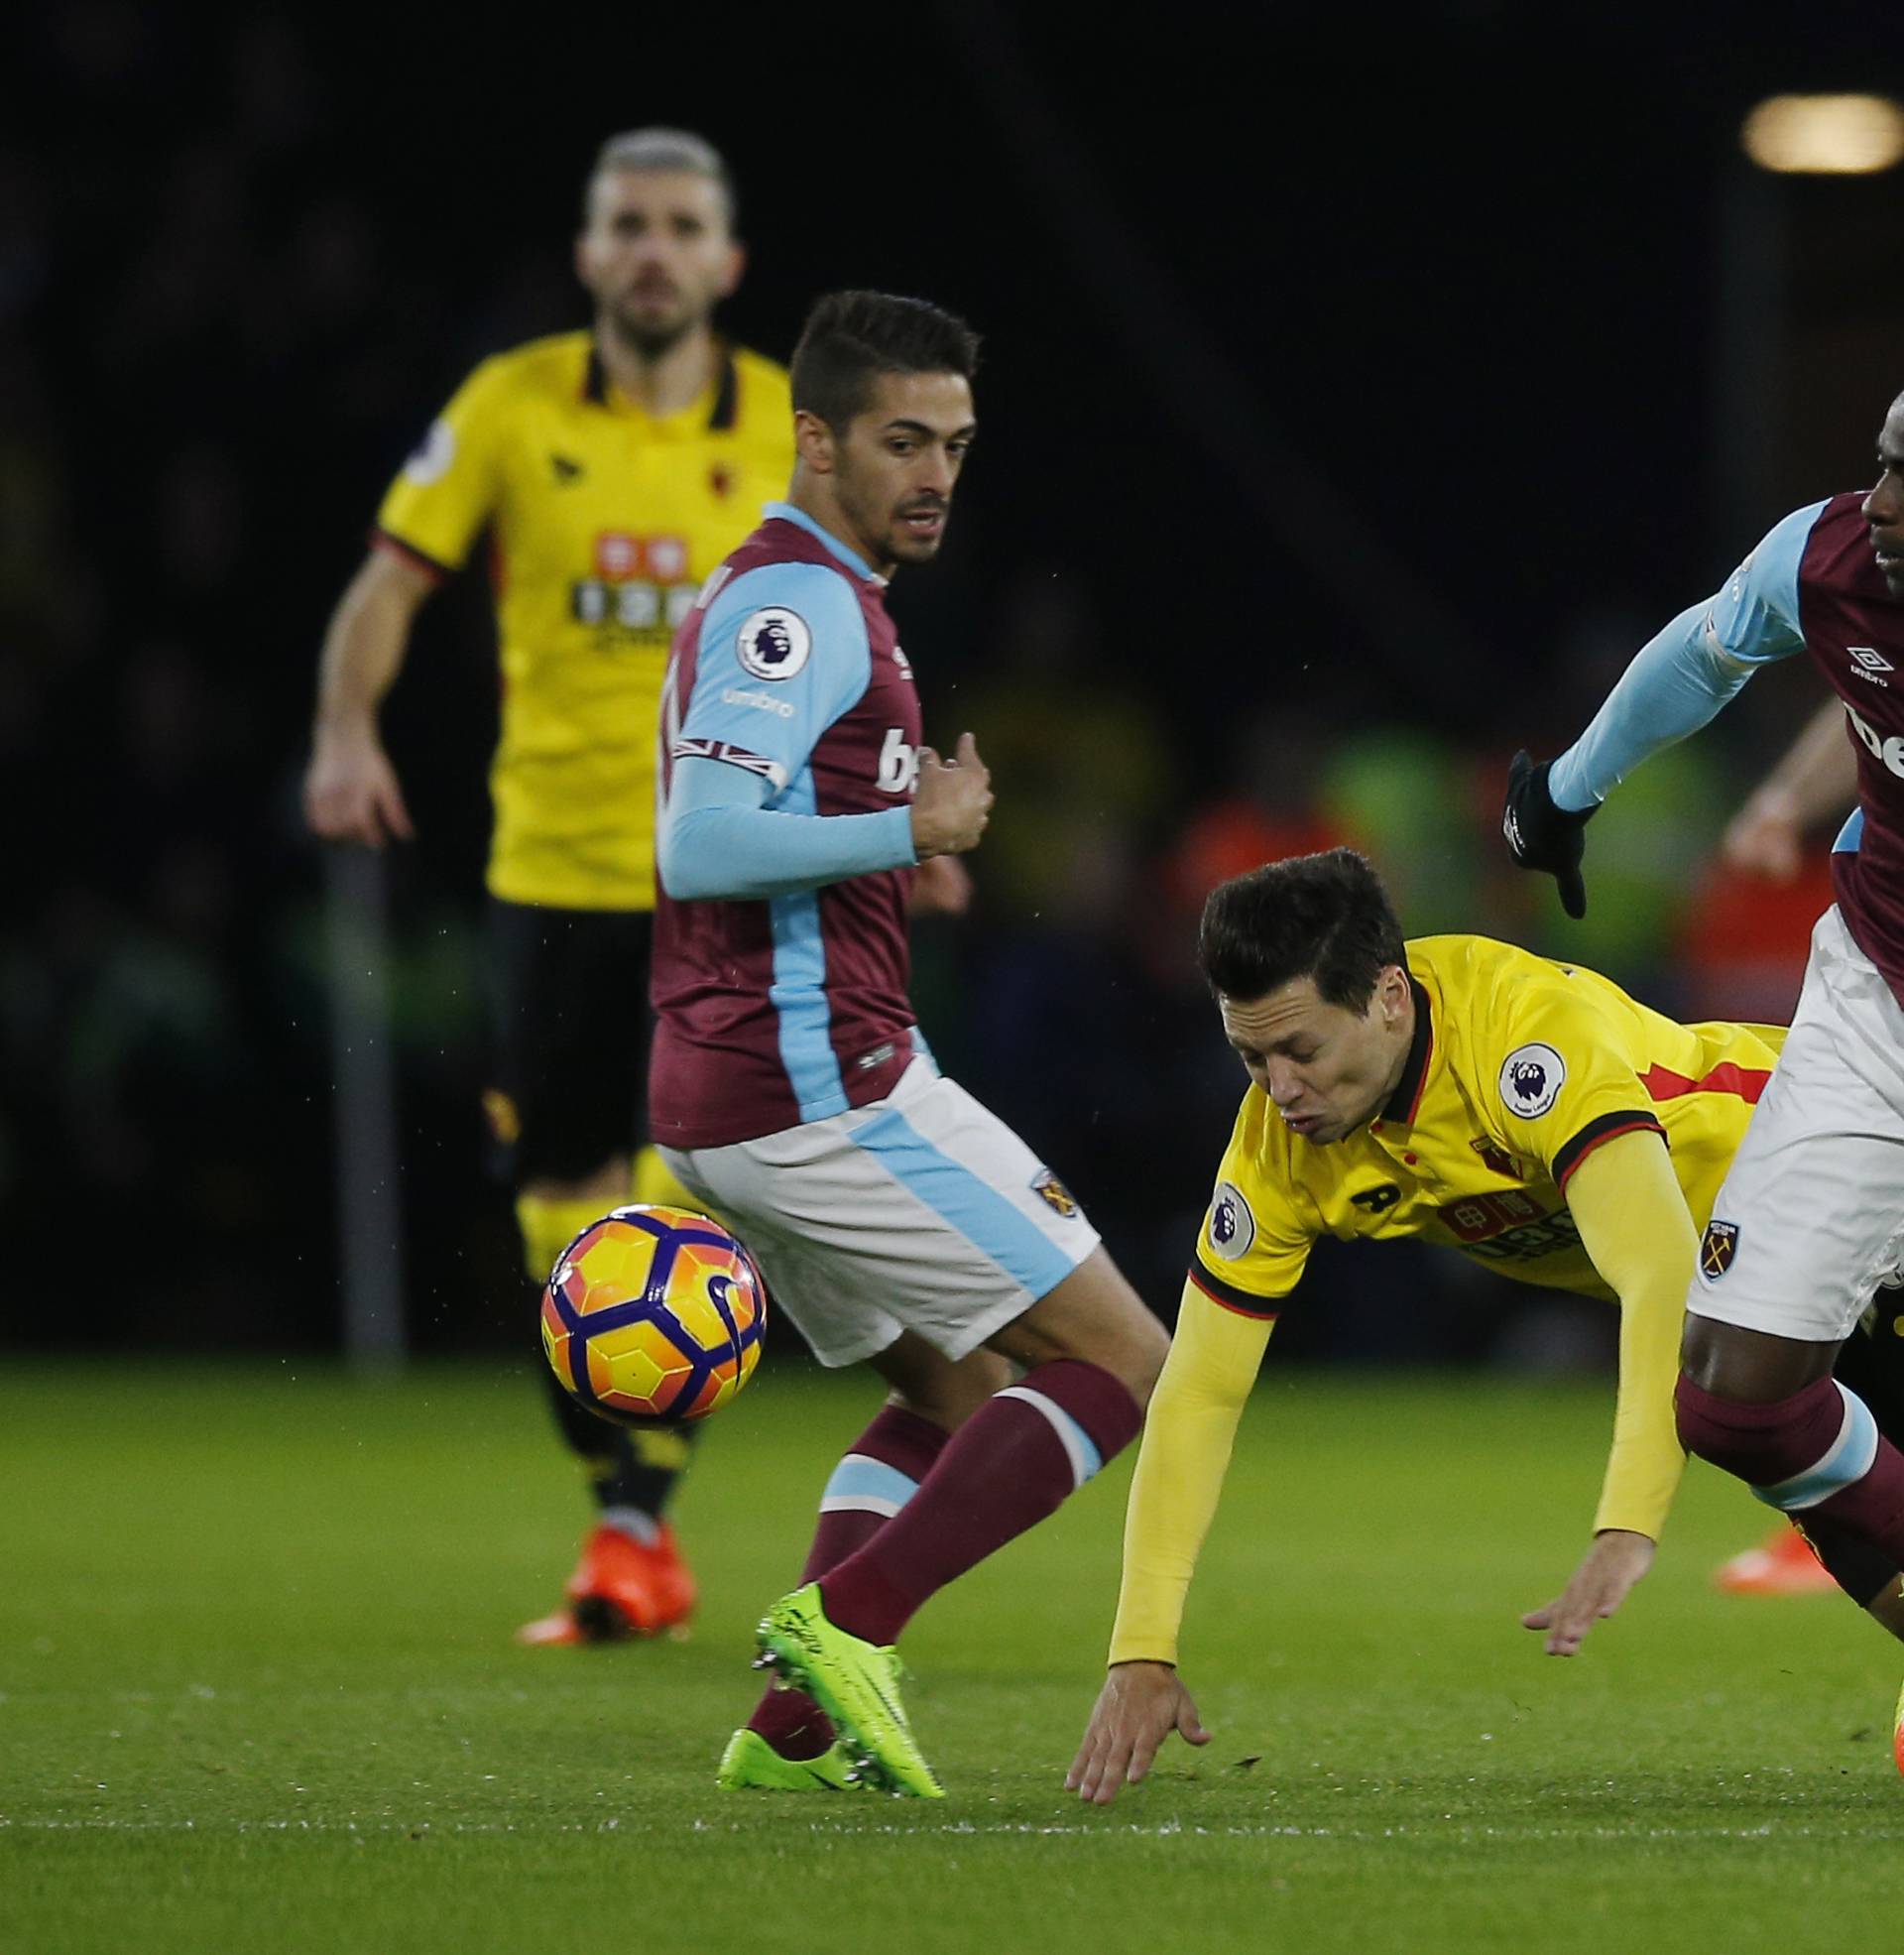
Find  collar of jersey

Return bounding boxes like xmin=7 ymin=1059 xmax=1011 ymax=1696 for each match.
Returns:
xmin=1376 ymin=976 xmax=1435 ymax=1126
xmin=583 ymin=340 xmax=739 ymax=434
xmin=763 ymin=501 xmax=885 ymax=584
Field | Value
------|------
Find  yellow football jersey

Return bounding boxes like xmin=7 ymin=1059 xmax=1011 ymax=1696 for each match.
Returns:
xmin=375 ymin=331 xmax=794 ymax=910
xmin=1191 ymin=934 xmax=1786 ymax=1315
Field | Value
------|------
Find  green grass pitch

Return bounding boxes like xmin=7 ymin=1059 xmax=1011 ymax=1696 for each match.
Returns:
xmin=3 ymin=1359 xmax=1899 ymax=1953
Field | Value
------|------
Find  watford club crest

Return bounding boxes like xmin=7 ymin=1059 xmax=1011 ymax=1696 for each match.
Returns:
xmin=1031 ymin=1169 xmax=1080 ymax=1220
xmin=1701 ymin=1219 xmax=1740 ymax=1280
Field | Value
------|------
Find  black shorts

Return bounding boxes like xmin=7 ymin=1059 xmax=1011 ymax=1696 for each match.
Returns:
xmin=484 ymin=899 xmax=654 ymax=1186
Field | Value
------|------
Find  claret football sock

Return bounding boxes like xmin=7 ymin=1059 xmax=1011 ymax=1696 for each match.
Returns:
xmin=1677 ymin=1372 xmax=1904 ymax=1560
xmin=817 ymin=1359 xmax=1141 ymax=1650
xmin=799 ymin=1405 xmax=948 ymax=1580
xmin=747 ymin=1405 xmax=947 ymax=1755
xmin=747 ymin=1682 xmax=840 ymax=1763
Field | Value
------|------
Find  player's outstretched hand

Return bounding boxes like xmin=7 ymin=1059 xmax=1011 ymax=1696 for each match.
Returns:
xmin=1721 ymin=786 xmax=1804 ymax=883
xmin=1501 ymin=749 xmax=1594 ymax=919
xmin=1521 ymin=1528 xmax=1655 ymax=1656
xmin=910 ymin=731 xmax=993 ymax=859
xmin=1065 ymin=1660 xmax=1210 ymax=1805
xmin=303 ymin=725 xmax=416 ymax=850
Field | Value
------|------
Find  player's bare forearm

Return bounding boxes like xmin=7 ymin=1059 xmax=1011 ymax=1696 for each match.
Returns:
xmin=304 ymin=549 xmax=433 ymax=847
xmin=1065 ymin=1661 xmax=1210 ymax=1804
xmin=312 ymin=549 xmax=433 ymax=736
xmin=1723 ymin=698 xmax=1857 ymax=880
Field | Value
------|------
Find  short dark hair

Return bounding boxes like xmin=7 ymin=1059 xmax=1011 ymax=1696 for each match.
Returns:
xmin=790 ymin=291 xmax=981 ymax=430
xmin=1198 ymin=848 xmax=1406 ymax=1010
xmin=587 ymin=127 xmax=736 ymax=228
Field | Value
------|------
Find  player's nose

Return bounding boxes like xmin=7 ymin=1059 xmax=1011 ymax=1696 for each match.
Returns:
xmin=917 ymin=449 xmax=955 ymax=494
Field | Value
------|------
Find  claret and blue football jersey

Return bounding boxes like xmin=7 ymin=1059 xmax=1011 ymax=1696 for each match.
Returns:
xmin=1552 ymin=492 xmax=1904 ymax=1006
xmin=650 ymin=504 xmax=926 ymax=1149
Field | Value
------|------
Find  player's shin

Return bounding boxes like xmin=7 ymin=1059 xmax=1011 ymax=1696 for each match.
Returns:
xmin=747 ymin=1405 xmax=948 ymax=1758
xmin=816 ymin=1360 xmax=1142 ymax=1648
xmin=1675 ymin=1373 xmax=1904 ymax=1562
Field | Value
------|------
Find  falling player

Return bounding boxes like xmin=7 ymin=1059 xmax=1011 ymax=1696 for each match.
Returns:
xmin=649 ymin=290 xmax=1168 ymax=1796
xmin=303 ymin=130 xmax=792 ymax=1644
xmin=1503 ymin=386 xmax=1904 ymax=1772
xmin=1066 ymin=848 xmax=1904 ymax=1804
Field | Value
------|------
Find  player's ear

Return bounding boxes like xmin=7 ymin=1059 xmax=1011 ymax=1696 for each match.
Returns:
xmin=794 ymin=409 xmax=836 ymax=475
xmin=1379 ymin=964 xmax=1409 ymax=1027
xmin=717 ymin=240 xmax=746 ymax=301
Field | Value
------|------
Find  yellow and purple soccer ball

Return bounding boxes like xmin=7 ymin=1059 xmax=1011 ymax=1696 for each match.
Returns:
xmin=539 ymin=1204 xmax=767 ymax=1425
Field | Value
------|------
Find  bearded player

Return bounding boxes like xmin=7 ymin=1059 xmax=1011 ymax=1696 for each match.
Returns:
xmin=303 ymin=130 xmax=793 ymax=1644
xmin=650 ymin=291 xmax=1168 ymax=1796
xmin=1503 ymin=388 xmax=1904 ymax=1771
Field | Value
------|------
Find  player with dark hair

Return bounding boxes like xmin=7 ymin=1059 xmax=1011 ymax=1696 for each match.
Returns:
xmin=1066 ymin=847 xmax=1904 ymax=1805
xmin=651 ymin=290 xmax=1168 ymax=1796
xmin=303 ymin=129 xmax=793 ymax=1646
xmin=1503 ymin=389 xmax=1904 ymax=1770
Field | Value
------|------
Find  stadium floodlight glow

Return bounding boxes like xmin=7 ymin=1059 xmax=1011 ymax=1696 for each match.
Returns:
xmin=1741 ymin=94 xmax=1904 ymax=175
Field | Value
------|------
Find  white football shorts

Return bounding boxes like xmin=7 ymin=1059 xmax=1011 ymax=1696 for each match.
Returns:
xmin=657 ymin=1058 xmax=1101 ymax=1368
xmin=1691 ymin=905 xmax=1904 ymax=1341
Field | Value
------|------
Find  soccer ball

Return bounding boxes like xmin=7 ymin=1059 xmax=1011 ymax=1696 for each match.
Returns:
xmin=539 ymin=1204 xmax=767 ymax=1425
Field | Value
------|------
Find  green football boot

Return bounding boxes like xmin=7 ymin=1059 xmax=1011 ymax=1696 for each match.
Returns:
xmin=715 ymin=1727 xmax=864 ymax=1791
xmin=755 ymin=1581 xmax=943 ymax=1798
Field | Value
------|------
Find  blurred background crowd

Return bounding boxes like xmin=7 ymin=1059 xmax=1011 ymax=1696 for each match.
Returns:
xmin=5 ymin=2 xmax=1902 ymax=1366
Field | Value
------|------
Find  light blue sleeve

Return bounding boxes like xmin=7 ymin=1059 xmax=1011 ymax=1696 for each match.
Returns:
xmin=673 ymin=560 xmax=873 ymax=791
xmin=658 ymin=757 xmax=914 ymax=901
xmin=1547 ymin=501 xmax=1826 ymax=811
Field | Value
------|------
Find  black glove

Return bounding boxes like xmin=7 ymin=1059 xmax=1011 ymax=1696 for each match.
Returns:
xmin=1501 ymin=749 xmax=1595 ymax=919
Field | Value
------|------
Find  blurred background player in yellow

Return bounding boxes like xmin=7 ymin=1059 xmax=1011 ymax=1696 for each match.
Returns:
xmin=1066 ymin=848 xmax=1904 ymax=1805
xmin=301 ymin=129 xmax=793 ymax=1645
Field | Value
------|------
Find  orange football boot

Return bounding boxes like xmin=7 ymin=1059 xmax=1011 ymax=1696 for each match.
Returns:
xmin=516 ymin=1522 xmax=697 ymax=1645
xmin=1713 ymin=1524 xmax=1840 ymax=1596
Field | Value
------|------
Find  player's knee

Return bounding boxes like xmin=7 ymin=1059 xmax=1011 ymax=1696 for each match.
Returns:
xmin=1058 ymin=1313 xmax=1166 ymax=1408
xmin=1119 ymin=1311 xmax=1170 ymax=1407
xmin=909 ymin=1350 xmax=1014 ymax=1429
xmin=1678 ymin=1311 xmax=1833 ymax=1402
xmin=981 ymin=1248 xmax=1159 ymax=1405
